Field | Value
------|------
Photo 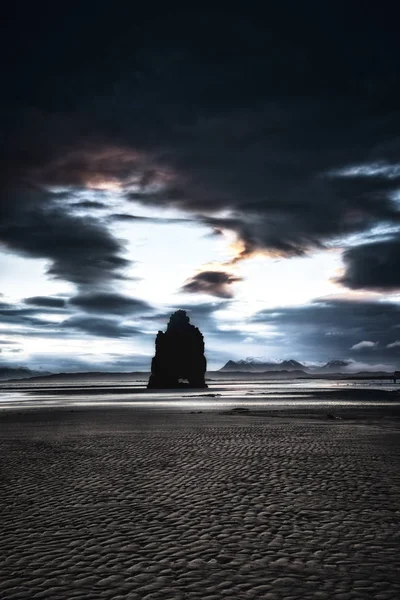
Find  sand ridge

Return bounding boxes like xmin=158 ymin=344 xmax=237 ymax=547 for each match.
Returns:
xmin=1 ymin=410 xmax=399 ymax=599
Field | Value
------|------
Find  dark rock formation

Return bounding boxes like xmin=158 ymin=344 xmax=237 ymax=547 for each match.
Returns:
xmin=147 ymin=310 xmax=207 ymax=389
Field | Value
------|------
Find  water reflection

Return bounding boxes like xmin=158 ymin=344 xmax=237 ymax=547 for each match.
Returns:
xmin=0 ymin=378 xmax=399 ymax=410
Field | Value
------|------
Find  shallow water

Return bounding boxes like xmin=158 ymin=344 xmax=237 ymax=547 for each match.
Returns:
xmin=1 ymin=378 xmax=399 ymax=410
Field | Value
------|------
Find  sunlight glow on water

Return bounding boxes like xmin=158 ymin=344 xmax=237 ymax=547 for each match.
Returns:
xmin=0 ymin=378 xmax=399 ymax=410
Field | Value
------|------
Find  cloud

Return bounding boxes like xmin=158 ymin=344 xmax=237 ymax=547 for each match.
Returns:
xmin=109 ymin=214 xmax=146 ymax=222
xmin=339 ymin=238 xmax=400 ymax=291
xmin=24 ymin=296 xmax=66 ymax=308
xmin=0 ymin=296 xmax=144 ymax=342
xmin=71 ymin=200 xmax=108 ymax=210
xmin=1 ymin=6 xmax=399 ymax=279
xmin=182 ymin=271 xmax=242 ymax=298
xmin=387 ymin=340 xmax=400 ymax=348
xmin=69 ymin=292 xmax=150 ymax=315
xmin=0 ymin=296 xmax=151 ymax=342
xmin=0 ymin=302 xmax=66 ymax=329
xmin=60 ymin=315 xmax=141 ymax=338
xmin=340 ymin=360 xmax=394 ymax=373
xmin=0 ymin=185 xmax=129 ymax=289
xmin=351 ymin=340 xmax=377 ymax=350
xmin=109 ymin=214 xmax=193 ymax=224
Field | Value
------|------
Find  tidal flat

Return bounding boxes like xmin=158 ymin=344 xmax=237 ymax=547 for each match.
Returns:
xmin=1 ymin=380 xmax=400 ymax=599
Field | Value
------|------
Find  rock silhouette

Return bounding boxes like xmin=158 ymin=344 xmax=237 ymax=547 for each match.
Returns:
xmin=147 ymin=310 xmax=207 ymax=389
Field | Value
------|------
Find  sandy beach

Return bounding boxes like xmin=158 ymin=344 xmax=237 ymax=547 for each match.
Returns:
xmin=1 ymin=399 xmax=399 ymax=600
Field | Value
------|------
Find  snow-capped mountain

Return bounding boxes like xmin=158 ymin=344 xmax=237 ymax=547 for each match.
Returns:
xmin=314 ymin=360 xmax=351 ymax=373
xmin=220 ymin=359 xmax=306 ymax=372
xmin=219 ymin=358 xmax=371 ymax=374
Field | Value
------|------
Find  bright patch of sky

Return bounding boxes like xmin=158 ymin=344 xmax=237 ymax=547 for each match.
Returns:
xmin=111 ymin=203 xmax=234 ymax=304
xmin=0 ymin=252 xmax=73 ymax=303
xmin=222 ymin=250 xmax=343 ymax=319
xmin=1 ymin=333 xmax=154 ymax=372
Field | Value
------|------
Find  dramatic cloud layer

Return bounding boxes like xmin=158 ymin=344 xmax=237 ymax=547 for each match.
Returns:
xmin=60 ymin=315 xmax=141 ymax=338
xmin=182 ymin=271 xmax=242 ymax=298
xmin=0 ymin=186 xmax=129 ymax=289
xmin=0 ymin=297 xmax=148 ymax=340
xmin=0 ymin=302 xmax=66 ymax=329
xmin=339 ymin=238 xmax=400 ymax=290
xmin=24 ymin=296 xmax=66 ymax=308
xmin=69 ymin=292 xmax=150 ymax=315
xmin=1 ymin=5 xmax=399 ymax=292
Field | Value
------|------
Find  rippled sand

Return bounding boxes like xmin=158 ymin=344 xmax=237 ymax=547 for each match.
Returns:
xmin=1 ymin=408 xmax=399 ymax=599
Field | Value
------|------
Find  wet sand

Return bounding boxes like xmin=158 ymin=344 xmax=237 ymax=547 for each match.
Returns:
xmin=1 ymin=407 xmax=399 ymax=599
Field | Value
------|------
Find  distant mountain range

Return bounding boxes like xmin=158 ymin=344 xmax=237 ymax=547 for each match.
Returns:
xmin=0 ymin=367 xmax=51 ymax=381
xmin=220 ymin=358 xmax=353 ymax=374
xmin=0 ymin=360 xmax=396 ymax=384
xmin=0 ymin=369 xmax=150 ymax=383
xmin=220 ymin=359 xmax=305 ymax=372
xmin=315 ymin=360 xmax=351 ymax=373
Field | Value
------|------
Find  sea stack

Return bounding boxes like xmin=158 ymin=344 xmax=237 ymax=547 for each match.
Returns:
xmin=147 ymin=310 xmax=207 ymax=389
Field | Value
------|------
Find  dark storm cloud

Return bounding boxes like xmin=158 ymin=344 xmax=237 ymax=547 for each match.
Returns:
xmin=0 ymin=294 xmax=152 ymax=340
xmin=0 ymin=186 xmax=129 ymax=288
xmin=252 ymin=299 xmax=400 ymax=365
xmin=71 ymin=200 xmax=108 ymax=210
xmin=0 ymin=302 xmax=65 ymax=328
xmin=0 ymin=299 xmax=147 ymax=341
xmin=1 ymin=6 xmax=400 ymax=290
xmin=0 ymin=302 xmax=64 ymax=319
xmin=69 ymin=292 xmax=150 ymax=315
xmin=24 ymin=296 xmax=67 ymax=308
xmin=339 ymin=238 xmax=400 ymax=291
xmin=109 ymin=213 xmax=194 ymax=224
xmin=0 ymin=316 xmax=56 ymax=330
xmin=109 ymin=214 xmax=147 ymax=222
xmin=182 ymin=271 xmax=242 ymax=298
xmin=60 ymin=315 xmax=142 ymax=338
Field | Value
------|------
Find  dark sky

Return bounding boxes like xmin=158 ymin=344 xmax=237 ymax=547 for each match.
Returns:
xmin=1 ymin=5 xmax=400 ymax=371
